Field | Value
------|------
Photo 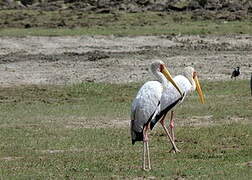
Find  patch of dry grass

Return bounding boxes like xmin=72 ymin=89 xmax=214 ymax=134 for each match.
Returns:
xmin=0 ymin=11 xmax=252 ymax=36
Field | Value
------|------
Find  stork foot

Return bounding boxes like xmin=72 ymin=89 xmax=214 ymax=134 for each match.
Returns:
xmin=142 ymin=167 xmax=151 ymax=171
xmin=169 ymin=147 xmax=180 ymax=153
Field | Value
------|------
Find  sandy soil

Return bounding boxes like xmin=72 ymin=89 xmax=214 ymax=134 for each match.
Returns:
xmin=0 ymin=35 xmax=251 ymax=87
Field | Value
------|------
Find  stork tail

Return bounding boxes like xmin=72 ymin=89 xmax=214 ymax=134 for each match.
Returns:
xmin=132 ymin=131 xmax=143 ymax=145
xmin=131 ymin=120 xmax=144 ymax=145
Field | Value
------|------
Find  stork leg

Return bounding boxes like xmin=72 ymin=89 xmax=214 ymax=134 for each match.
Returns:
xmin=169 ymin=111 xmax=178 ymax=153
xmin=160 ymin=112 xmax=180 ymax=153
xmin=146 ymin=140 xmax=151 ymax=170
xmin=142 ymin=140 xmax=146 ymax=170
xmin=170 ymin=111 xmax=175 ymax=141
xmin=142 ymin=124 xmax=151 ymax=171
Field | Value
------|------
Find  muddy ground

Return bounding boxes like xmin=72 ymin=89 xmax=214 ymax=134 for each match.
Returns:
xmin=0 ymin=35 xmax=251 ymax=87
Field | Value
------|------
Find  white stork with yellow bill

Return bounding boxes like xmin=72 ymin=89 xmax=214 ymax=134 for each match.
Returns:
xmin=150 ymin=67 xmax=205 ymax=152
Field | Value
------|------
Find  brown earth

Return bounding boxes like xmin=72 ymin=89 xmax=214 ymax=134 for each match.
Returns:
xmin=0 ymin=35 xmax=251 ymax=87
xmin=1 ymin=0 xmax=252 ymax=13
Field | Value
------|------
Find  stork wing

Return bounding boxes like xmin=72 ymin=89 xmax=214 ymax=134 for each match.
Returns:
xmin=131 ymin=81 xmax=163 ymax=144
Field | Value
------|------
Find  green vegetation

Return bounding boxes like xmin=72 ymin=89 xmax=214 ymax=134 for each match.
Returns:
xmin=0 ymin=11 xmax=251 ymax=36
xmin=0 ymin=80 xmax=251 ymax=179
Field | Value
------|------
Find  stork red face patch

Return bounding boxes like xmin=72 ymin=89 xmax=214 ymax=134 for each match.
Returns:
xmin=160 ymin=64 xmax=164 ymax=72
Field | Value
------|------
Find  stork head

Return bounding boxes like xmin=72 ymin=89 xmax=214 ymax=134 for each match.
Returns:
xmin=183 ymin=67 xmax=205 ymax=104
xmin=151 ymin=60 xmax=183 ymax=97
xmin=150 ymin=60 xmax=165 ymax=73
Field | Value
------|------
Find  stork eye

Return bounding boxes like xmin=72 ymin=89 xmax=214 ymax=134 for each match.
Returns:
xmin=193 ymin=72 xmax=197 ymax=78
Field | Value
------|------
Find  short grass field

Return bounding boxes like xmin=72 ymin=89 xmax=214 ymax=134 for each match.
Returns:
xmin=0 ymin=11 xmax=252 ymax=36
xmin=0 ymin=80 xmax=251 ymax=179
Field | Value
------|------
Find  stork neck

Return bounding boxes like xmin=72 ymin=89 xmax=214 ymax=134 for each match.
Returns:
xmin=154 ymin=71 xmax=169 ymax=87
xmin=188 ymin=77 xmax=196 ymax=91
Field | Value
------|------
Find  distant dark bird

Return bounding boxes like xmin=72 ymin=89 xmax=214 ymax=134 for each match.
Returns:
xmin=231 ymin=67 xmax=240 ymax=80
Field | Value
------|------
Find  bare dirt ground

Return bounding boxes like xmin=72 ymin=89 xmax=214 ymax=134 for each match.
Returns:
xmin=0 ymin=35 xmax=251 ymax=87
xmin=0 ymin=35 xmax=251 ymax=129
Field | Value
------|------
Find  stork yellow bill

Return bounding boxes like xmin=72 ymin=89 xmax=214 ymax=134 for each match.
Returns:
xmin=160 ymin=65 xmax=183 ymax=97
xmin=193 ymin=74 xmax=205 ymax=104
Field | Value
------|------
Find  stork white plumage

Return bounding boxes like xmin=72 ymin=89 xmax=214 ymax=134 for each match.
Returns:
xmin=130 ymin=60 xmax=183 ymax=171
xmin=150 ymin=66 xmax=205 ymax=152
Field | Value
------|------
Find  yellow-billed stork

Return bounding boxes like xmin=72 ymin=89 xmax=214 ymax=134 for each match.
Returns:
xmin=150 ymin=66 xmax=205 ymax=153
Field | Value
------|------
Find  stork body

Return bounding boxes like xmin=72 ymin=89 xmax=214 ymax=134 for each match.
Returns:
xmin=131 ymin=81 xmax=163 ymax=144
xmin=130 ymin=60 xmax=183 ymax=170
xmin=150 ymin=75 xmax=192 ymax=129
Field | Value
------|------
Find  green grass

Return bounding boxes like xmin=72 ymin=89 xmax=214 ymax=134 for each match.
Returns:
xmin=177 ymin=80 xmax=252 ymax=121
xmin=0 ymin=125 xmax=251 ymax=179
xmin=1 ymin=21 xmax=251 ymax=36
xmin=0 ymin=11 xmax=252 ymax=36
xmin=0 ymin=80 xmax=251 ymax=179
